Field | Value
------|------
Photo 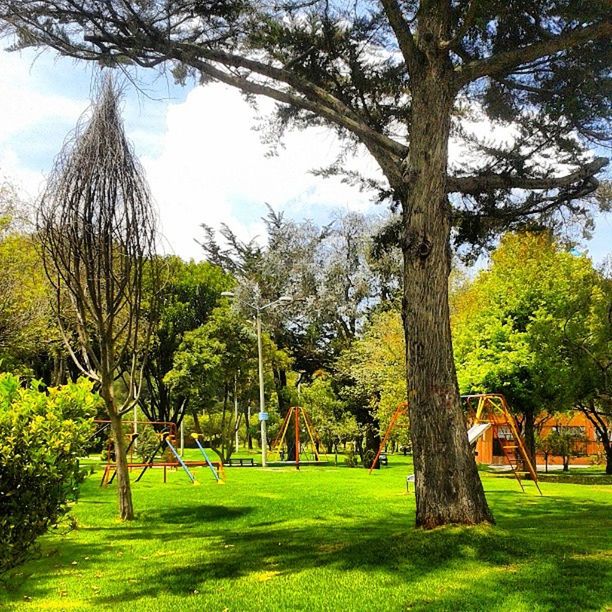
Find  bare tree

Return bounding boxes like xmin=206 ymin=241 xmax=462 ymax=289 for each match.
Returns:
xmin=37 ymin=77 xmax=159 ymax=521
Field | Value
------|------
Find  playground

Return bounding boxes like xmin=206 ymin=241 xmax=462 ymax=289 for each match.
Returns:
xmin=1 ymin=455 xmax=610 ymax=611
xmin=0 ymin=5 xmax=610 ymax=607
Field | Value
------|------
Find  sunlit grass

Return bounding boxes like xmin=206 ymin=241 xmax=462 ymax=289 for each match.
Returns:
xmin=1 ymin=453 xmax=610 ymax=611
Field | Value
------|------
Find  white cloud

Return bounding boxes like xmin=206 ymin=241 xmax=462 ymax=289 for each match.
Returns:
xmin=0 ymin=55 xmax=83 ymax=142
xmin=0 ymin=48 xmax=608 ymax=264
xmin=142 ymin=84 xmax=382 ymax=260
xmin=0 ymin=50 xmax=89 ymax=197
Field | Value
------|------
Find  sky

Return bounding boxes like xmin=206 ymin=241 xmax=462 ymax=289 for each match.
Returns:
xmin=0 ymin=46 xmax=610 ymax=265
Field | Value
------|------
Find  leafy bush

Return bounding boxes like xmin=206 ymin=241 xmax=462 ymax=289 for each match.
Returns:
xmin=135 ymin=424 xmax=161 ymax=462
xmin=344 ymin=450 xmax=358 ymax=468
xmin=0 ymin=373 xmax=97 ymax=573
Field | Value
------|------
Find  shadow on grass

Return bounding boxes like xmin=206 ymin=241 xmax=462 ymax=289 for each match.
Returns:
xmin=154 ymin=504 xmax=254 ymax=524
xmin=0 ymin=540 xmax=108 ymax=595
xmin=3 ymin=494 xmax=610 ymax=611
xmin=84 ymin=495 xmax=611 ymax=610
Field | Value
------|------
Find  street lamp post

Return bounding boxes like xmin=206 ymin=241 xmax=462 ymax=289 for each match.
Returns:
xmin=255 ymin=305 xmax=267 ymax=466
xmin=221 ymin=291 xmax=292 ymax=467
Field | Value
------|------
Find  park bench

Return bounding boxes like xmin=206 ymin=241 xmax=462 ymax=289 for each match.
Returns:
xmin=225 ymin=457 xmax=256 ymax=467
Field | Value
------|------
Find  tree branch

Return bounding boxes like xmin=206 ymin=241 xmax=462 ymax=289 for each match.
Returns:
xmin=440 ymin=0 xmax=479 ymax=51
xmin=379 ymin=0 xmax=421 ymax=73
xmin=447 ymin=157 xmax=608 ymax=194
xmin=78 ymin=30 xmax=409 ymax=159
xmin=455 ymin=20 xmax=612 ymax=86
xmin=184 ymin=55 xmax=407 ymax=159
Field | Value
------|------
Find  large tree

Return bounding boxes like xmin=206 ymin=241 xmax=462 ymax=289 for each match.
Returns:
xmin=203 ymin=208 xmax=400 ymax=458
xmin=338 ymin=308 xmax=409 ymax=454
xmin=552 ymin=257 xmax=612 ymax=473
xmin=2 ymin=0 xmax=610 ymax=527
xmin=167 ymin=305 xmax=288 ymax=460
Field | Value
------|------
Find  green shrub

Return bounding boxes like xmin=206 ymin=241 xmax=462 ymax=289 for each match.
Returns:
xmin=344 ymin=450 xmax=358 ymax=468
xmin=135 ymin=424 xmax=161 ymax=462
xmin=0 ymin=373 xmax=97 ymax=573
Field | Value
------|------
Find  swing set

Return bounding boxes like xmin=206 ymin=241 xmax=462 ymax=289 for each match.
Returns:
xmin=271 ymin=406 xmax=325 ymax=468
xmin=95 ymin=419 xmax=225 ymax=486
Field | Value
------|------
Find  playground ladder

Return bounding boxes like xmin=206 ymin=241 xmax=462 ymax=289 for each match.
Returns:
xmin=472 ymin=394 xmax=542 ymax=495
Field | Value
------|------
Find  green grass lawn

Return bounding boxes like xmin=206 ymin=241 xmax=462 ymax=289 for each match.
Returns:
xmin=1 ymin=454 xmax=611 ymax=611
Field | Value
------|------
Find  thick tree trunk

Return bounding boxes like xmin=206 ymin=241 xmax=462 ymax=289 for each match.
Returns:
xmin=595 ymin=425 xmax=612 ymax=475
xmin=355 ymin=435 xmax=364 ymax=462
xmin=402 ymin=52 xmax=493 ymax=528
xmin=108 ymin=410 xmax=134 ymax=521
xmin=578 ymin=401 xmax=611 ymax=474
xmin=365 ymin=422 xmax=381 ymax=469
xmin=274 ymin=366 xmax=291 ymax=413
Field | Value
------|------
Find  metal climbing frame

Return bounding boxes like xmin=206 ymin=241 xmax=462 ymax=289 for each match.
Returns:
xmin=465 ymin=394 xmax=542 ymax=495
xmin=98 ymin=419 xmax=224 ymax=485
xmin=192 ymin=433 xmax=226 ymax=483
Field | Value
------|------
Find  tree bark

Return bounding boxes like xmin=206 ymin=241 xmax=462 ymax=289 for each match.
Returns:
xmin=365 ymin=422 xmax=381 ymax=469
xmin=191 ymin=409 xmax=203 ymax=435
xmin=402 ymin=47 xmax=493 ymax=528
xmin=108 ymin=407 xmax=134 ymax=521
xmin=579 ymin=401 xmax=612 ymax=475
xmin=595 ymin=420 xmax=612 ymax=475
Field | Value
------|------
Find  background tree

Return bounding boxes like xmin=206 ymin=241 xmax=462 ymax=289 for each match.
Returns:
xmin=298 ymin=372 xmax=358 ymax=455
xmin=3 ymin=0 xmax=610 ymax=527
xmin=0 ymin=181 xmax=63 ymax=381
xmin=201 ymin=209 xmax=322 ymax=371
xmin=546 ymin=257 xmax=612 ymax=473
xmin=542 ymin=427 xmax=588 ymax=472
xmin=337 ymin=308 xmax=409 ymax=460
xmin=167 ymin=306 xmax=289 ymax=461
xmin=203 ymin=208 xmax=400 ymax=455
xmin=0 ymin=233 xmax=58 ymax=377
xmin=453 ymin=232 xmax=604 ymax=464
xmin=139 ymin=257 xmax=231 ymax=427
xmin=37 ymin=79 xmax=159 ymax=521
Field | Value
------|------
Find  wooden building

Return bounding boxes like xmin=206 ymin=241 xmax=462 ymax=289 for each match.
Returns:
xmin=474 ymin=411 xmax=604 ymax=467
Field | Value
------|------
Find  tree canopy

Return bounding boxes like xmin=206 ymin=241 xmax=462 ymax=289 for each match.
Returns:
xmin=1 ymin=1 xmax=608 ymax=243
xmin=140 ymin=257 xmax=232 ymax=426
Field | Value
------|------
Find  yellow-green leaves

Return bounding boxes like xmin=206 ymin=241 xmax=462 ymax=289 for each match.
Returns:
xmin=0 ymin=374 xmax=98 ymax=573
